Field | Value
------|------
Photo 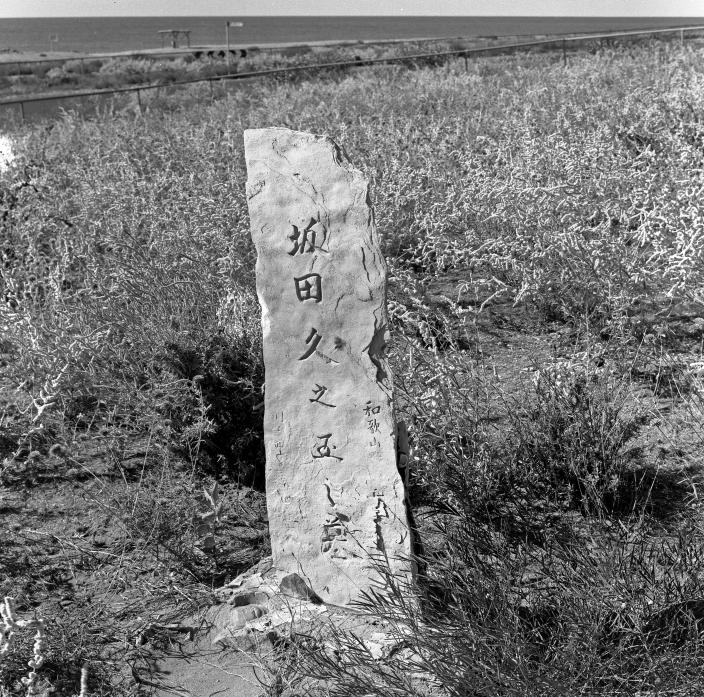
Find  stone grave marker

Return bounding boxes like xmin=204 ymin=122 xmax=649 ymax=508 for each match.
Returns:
xmin=244 ymin=127 xmax=411 ymax=605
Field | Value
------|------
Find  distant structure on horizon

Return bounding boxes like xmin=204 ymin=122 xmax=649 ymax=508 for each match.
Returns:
xmin=157 ymin=29 xmax=191 ymax=49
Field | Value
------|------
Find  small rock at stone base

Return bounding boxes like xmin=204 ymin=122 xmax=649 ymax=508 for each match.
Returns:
xmin=279 ymin=573 xmax=323 ymax=604
xmin=230 ymin=590 xmax=270 ymax=607
xmin=228 ymin=604 xmax=266 ymax=629
xmin=212 ymin=629 xmax=260 ymax=652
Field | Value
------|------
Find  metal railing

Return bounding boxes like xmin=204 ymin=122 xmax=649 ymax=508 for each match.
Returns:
xmin=1 ymin=23 xmax=703 ymax=121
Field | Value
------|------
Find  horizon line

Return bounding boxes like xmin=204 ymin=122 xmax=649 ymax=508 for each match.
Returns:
xmin=3 ymin=14 xmax=704 ymax=19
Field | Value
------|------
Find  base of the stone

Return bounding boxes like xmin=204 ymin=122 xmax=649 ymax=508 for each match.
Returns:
xmin=207 ymin=556 xmax=421 ymax=663
xmin=208 ymin=557 xmax=328 ymax=650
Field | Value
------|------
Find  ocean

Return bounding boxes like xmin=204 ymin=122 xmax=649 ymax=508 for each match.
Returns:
xmin=1 ymin=16 xmax=703 ymax=54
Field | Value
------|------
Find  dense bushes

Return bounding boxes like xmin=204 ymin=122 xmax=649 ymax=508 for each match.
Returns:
xmin=0 ymin=112 xmax=262 ymax=482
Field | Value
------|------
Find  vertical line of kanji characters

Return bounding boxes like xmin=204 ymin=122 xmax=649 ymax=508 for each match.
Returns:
xmin=287 ymin=216 xmax=343 ymax=463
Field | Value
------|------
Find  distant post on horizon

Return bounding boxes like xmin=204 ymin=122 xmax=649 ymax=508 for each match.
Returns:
xmin=226 ymin=21 xmax=244 ymax=68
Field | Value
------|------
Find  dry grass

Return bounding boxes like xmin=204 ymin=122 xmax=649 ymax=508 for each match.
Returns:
xmin=0 ymin=37 xmax=494 ymax=99
xmin=1 ymin=37 xmax=704 ymax=695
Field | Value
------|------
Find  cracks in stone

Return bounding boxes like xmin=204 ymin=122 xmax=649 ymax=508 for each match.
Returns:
xmin=271 ymin=137 xmax=291 ymax=164
xmin=293 ymin=172 xmax=326 ymax=210
xmin=329 ymin=138 xmax=350 ymax=171
xmin=263 ymin=164 xmax=329 ymax=219
xmin=247 ymin=178 xmax=265 ymax=199
xmin=374 ymin=497 xmax=389 ymax=555
xmin=360 ymin=246 xmax=372 ymax=284
xmin=365 ymin=316 xmax=389 ymax=384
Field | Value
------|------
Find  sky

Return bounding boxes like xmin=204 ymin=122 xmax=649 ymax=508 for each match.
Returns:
xmin=2 ymin=0 xmax=703 ymax=18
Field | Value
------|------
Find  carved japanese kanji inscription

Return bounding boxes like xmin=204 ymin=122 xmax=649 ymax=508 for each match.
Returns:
xmin=244 ymin=127 xmax=412 ymax=605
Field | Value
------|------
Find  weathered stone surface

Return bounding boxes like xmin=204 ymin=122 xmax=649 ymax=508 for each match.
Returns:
xmin=244 ymin=127 xmax=411 ymax=605
xmin=210 ymin=562 xmax=329 ymax=648
xmin=228 ymin=604 xmax=265 ymax=629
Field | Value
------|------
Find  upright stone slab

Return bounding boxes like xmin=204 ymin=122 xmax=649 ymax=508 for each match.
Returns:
xmin=244 ymin=128 xmax=411 ymax=605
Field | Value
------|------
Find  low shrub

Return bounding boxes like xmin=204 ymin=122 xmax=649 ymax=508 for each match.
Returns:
xmin=0 ymin=112 xmax=263 ymax=483
xmin=45 ymin=67 xmax=78 ymax=87
xmin=504 ymin=361 xmax=647 ymax=515
xmin=28 ymin=63 xmax=51 ymax=79
xmin=297 ymin=513 xmax=704 ymax=697
xmin=393 ymin=336 xmax=653 ymax=542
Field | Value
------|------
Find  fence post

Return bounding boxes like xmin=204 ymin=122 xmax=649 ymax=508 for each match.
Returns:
xmin=19 ymin=101 xmax=25 ymax=121
xmin=562 ymin=38 xmax=567 ymax=65
xmin=136 ymin=88 xmax=142 ymax=112
xmin=680 ymin=29 xmax=685 ymax=45
xmin=463 ymin=52 xmax=468 ymax=71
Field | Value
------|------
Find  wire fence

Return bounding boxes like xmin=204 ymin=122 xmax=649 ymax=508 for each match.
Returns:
xmin=1 ymin=23 xmax=703 ymax=122
xmin=0 ymin=34 xmax=491 ymax=74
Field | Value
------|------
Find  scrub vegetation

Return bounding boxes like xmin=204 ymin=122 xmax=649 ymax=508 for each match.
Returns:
xmin=1 ymin=36 xmax=704 ymax=695
xmin=0 ymin=37 xmax=484 ymax=99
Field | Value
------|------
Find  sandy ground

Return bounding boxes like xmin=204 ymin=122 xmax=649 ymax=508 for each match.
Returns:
xmin=150 ymin=639 xmax=265 ymax=697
